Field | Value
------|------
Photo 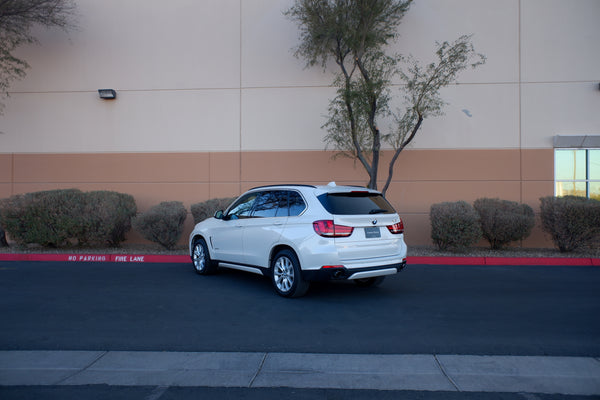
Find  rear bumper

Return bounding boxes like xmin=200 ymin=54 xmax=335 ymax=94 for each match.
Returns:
xmin=302 ymin=260 xmax=406 ymax=282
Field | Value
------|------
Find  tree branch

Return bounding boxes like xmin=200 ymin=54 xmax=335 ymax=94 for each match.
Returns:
xmin=382 ymin=113 xmax=422 ymax=196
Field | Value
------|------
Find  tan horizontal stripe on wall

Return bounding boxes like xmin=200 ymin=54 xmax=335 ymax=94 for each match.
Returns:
xmin=0 ymin=149 xmax=554 ymax=247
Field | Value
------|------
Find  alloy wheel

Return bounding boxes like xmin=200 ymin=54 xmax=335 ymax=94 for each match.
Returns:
xmin=273 ymin=256 xmax=294 ymax=293
xmin=193 ymin=243 xmax=206 ymax=272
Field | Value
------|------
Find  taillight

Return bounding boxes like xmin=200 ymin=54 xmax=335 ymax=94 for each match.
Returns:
xmin=313 ymin=220 xmax=354 ymax=237
xmin=387 ymin=220 xmax=404 ymax=234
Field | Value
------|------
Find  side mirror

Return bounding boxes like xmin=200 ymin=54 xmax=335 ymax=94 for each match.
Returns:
xmin=214 ymin=210 xmax=224 ymax=219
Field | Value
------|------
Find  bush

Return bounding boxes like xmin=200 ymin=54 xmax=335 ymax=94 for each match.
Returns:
xmin=191 ymin=197 xmax=236 ymax=224
xmin=78 ymin=191 xmax=137 ymax=247
xmin=430 ymin=201 xmax=482 ymax=251
xmin=133 ymin=201 xmax=188 ymax=249
xmin=0 ymin=189 xmax=137 ymax=248
xmin=539 ymin=196 xmax=600 ymax=252
xmin=473 ymin=198 xmax=535 ymax=249
xmin=0 ymin=189 xmax=85 ymax=247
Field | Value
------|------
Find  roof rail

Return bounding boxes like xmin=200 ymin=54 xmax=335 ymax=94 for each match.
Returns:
xmin=249 ymin=184 xmax=317 ymax=190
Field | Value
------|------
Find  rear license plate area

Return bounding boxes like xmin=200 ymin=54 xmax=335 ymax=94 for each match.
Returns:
xmin=364 ymin=227 xmax=381 ymax=238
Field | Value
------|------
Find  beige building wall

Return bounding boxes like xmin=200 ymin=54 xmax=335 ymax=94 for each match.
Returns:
xmin=0 ymin=149 xmax=553 ymax=246
xmin=1 ymin=0 xmax=598 ymax=247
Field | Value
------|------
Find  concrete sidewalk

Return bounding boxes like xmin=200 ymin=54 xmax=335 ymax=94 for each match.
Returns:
xmin=1 ymin=351 xmax=599 ymax=395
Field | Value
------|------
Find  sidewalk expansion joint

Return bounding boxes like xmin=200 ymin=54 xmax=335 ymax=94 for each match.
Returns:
xmin=433 ymin=354 xmax=461 ymax=392
xmin=53 ymin=350 xmax=108 ymax=385
xmin=248 ymin=352 xmax=268 ymax=388
xmin=145 ymin=385 xmax=170 ymax=400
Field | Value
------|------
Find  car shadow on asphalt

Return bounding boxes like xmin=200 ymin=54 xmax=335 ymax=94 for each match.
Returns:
xmin=205 ymin=267 xmax=401 ymax=300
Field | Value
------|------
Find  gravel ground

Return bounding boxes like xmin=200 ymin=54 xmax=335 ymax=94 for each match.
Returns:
xmin=1 ymin=242 xmax=598 ymax=258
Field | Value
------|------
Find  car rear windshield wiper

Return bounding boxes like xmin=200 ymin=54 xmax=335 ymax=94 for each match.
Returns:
xmin=369 ymin=208 xmax=388 ymax=214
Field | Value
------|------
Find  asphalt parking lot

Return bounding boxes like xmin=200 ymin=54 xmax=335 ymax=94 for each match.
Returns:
xmin=1 ymin=261 xmax=598 ymax=356
xmin=0 ymin=260 xmax=599 ymax=398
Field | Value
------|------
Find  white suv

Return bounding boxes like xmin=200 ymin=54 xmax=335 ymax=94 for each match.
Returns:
xmin=189 ymin=183 xmax=407 ymax=297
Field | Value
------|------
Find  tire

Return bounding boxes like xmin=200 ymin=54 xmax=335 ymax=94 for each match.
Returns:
xmin=271 ymin=249 xmax=309 ymax=298
xmin=354 ymin=276 xmax=386 ymax=288
xmin=191 ymin=238 xmax=217 ymax=275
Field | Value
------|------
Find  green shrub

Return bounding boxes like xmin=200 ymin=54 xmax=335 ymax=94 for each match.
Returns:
xmin=78 ymin=191 xmax=137 ymax=247
xmin=133 ymin=201 xmax=188 ymax=249
xmin=0 ymin=189 xmax=137 ymax=248
xmin=0 ymin=189 xmax=85 ymax=247
xmin=473 ymin=198 xmax=535 ymax=250
xmin=430 ymin=201 xmax=482 ymax=251
xmin=191 ymin=197 xmax=236 ymax=224
xmin=539 ymin=196 xmax=600 ymax=252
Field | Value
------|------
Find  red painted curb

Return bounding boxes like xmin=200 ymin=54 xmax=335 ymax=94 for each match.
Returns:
xmin=484 ymin=257 xmax=593 ymax=266
xmin=0 ymin=253 xmax=597 ymax=266
xmin=111 ymin=254 xmax=190 ymax=263
xmin=0 ymin=253 xmax=190 ymax=263
xmin=406 ymin=256 xmax=597 ymax=266
xmin=407 ymin=256 xmax=485 ymax=265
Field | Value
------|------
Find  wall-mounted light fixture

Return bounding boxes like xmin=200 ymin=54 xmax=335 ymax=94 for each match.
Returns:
xmin=98 ymin=89 xmax=117 ymax=100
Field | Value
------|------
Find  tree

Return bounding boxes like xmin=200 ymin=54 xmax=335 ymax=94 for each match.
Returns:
xmin=286 ymin=0 xmax=485 ymax=196
xmin=0 ymin=0 xmax=76 ymax=114
xmin=0 ymin=226 xmax=8 ymax=247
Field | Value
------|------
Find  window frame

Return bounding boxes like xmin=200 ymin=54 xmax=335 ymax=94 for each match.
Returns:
xmin=554 ymin=148 xmax=600 ymax=199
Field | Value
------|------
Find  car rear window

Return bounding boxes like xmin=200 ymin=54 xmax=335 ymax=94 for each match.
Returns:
xmin=317 ymin=192 xmax=396 ymax=215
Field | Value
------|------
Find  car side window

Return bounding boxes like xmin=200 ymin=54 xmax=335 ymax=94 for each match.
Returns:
xmin=251 ymin=190 xmax=306 ymax=218
xmin=272 ymin=190 xmax=306 ymax=217
xmin=274 ymin=191 xmax=291 ymax=217
xmin=226 ymin=193 xmax=258 ymax=219
xmin=253 ymin=191 xmax=281 ymax=218
xmin=288 ymin=191 xmax=306 ymax=216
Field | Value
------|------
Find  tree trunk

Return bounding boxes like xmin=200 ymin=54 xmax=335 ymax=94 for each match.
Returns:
xmin=381 ymin=114 xmax=423 ymax=197
xmin=0 ymin=227 xmax=8 ymax=247
xmin=368 ymin=130 xmax=380 ymax=190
